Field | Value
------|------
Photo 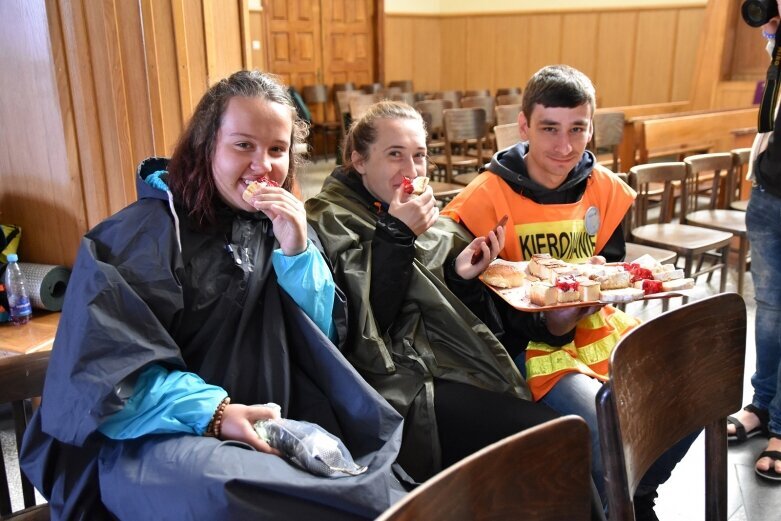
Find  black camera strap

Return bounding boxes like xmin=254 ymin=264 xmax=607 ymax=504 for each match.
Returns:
xmin=759 ymin=31 xmax=781 ymax=132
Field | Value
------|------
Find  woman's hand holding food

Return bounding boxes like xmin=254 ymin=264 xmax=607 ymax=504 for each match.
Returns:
xmin=250 ymin=185 xmax=308 ymax=256
xmin=388 ymin=183 xmax=438 ymax=236
xmin=220 ymin=403 xmax=283 ymax=455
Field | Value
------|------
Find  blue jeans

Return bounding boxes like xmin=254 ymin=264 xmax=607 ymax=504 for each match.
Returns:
xmin=746 ymin=186 xmax=781 ymax=435
xmin=541 ymin=372 xmax=698 ymax=509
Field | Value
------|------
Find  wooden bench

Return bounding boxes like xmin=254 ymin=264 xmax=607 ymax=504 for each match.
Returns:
xmin=620 ymin=107 xmax=757 ymax=171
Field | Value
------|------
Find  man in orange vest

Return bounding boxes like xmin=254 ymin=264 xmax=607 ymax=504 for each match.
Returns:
xmin=442 ymin=65 xmax=697 ymax=520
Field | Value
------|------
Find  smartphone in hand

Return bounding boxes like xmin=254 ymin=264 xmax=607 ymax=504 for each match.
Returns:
xmin=470 ymin=215 xmax=509 ymax=265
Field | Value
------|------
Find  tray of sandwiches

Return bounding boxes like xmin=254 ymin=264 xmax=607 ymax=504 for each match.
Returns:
xmin=479 ymin=253 xmax=695 ymax=311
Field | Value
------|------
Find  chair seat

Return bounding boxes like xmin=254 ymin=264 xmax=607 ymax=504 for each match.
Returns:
xmin=429 ymin=154 xmax=477 ymax=168
xmin=429 ymin=181 xmax=463 ymax=200
xmin=625 ymin=242 xmax=677 ymax=264
xmin=730 ymin=199 xmax=748 ymax=211
xmin=451 ymin=172 xmax=479 ymax=186
xmin=632 ymin=223 xmax=732 ymax=253
xmin=686 ymin=209 xmax=747 ymax=235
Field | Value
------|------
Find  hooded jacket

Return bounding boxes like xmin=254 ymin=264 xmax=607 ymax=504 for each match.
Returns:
xmin=306 ymin=168 xmax=529 ymax=480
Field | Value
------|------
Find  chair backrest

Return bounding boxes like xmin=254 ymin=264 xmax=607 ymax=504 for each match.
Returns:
xmin=494 ymin=122 xmax=520 ymax=151
xmin=495 ymin=87 xmax=521 ymax=97
xmin=375 ymin=416 xmax=592 ymax=521
xmin=433 ymin=90 xmax=462 ymax=108
xmin=460 ymin=95 xmax=496 ymax=126
xmin=360 ymin=82 xmax=383 ymax=94
xmin=414 ymin=99 xmax=452 ymax=136
xmin=0 ymin=351 xmax=50 ymax=519
xmin=596 ymin=293 xmax=745 ymax=521
xmin=683 ymin=152 xmax=735 ymax=212
xmin=628 ymin=162 xmax=687 ymax=226
xmin=496 ymin=93 xmax=523 ymax=106
xmin=388 ymin=80 xmax=414 ymax=92
xmin=391 ymin=92 xmax=416 ymax=106
xmin=590 ymin=110 xmax=625 ymax=171
xmin=495 ymin=103 xmax=523 ymax=126
xmin=464 ymin=89 xmax=490 ymax=98
xmin=302 ymin=84 xmax=328 ymax=105
xmin=443 ymin=107 xmax=487 ymax=142
xmin=348 ymin=94 xmax=378 ymax=121
xmin=730 ymin=147 xmax=751 ymax=201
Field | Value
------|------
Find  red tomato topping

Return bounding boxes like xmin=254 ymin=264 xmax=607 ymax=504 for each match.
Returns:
xmin=258 ymin=176 xmax=280 ymax=188
xmin=555 ymin=277 xmax=580 ymax=292
xmin=642 ymin=279 xmax=663 ymax=294
xmin=401 ymin=177 xmax=414 ymax=194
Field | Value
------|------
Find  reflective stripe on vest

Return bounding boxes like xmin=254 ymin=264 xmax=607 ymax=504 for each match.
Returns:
xmin=525 ymin=307 xmax=640 ymax=401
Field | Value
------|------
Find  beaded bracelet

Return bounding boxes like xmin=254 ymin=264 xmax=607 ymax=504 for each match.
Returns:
xmin=205 ymin=397 xmax=231 ymax=438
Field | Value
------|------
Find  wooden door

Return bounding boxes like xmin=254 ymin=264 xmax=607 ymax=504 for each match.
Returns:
xmin=264 ymin=0 xmax=322 ymax=88
xmin=263 ymin=0 xmax=376 ymax=91
xmin=321 ymin=0 xmax=375 ymax=87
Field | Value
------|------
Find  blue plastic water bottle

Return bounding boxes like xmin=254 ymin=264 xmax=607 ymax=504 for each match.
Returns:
xmin=4 ymin=253 xmax=32 ymax=325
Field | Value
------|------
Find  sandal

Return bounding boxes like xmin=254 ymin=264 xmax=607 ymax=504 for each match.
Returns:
xmin=755 ymin=433 xmax=781 ymax=482
xmin=727 ymin=404 xmax=769 ymax=445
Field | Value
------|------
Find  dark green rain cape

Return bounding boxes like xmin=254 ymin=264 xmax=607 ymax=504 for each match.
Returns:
xmin=306 ymin=170 xmax=529 ymax=480
xmin=20 ymin=158 xmax=407 ymax=520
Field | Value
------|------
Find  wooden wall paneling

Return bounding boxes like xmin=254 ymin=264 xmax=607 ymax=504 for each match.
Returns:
xmin=492 ymin=15 xmax=528 ymax=94
xmin=265 ymin=0 xmax=321 ymax=89
xmin=671 ymin=8 xmax=704 ymax=101
xmin=440 ymin=17 xmax=467 ymax=89
xmin=383 ymin=16 xmax=414 ymax=85
xmin=55 ymin=0 xmax=112 ymax=231
xmin=631 ymin=9 xmax=678 ymax=105
xmin=0 ymin=0 xmax=85 ymax=267
xmin=412 ymin=17 xmax=441 ymax=92
xmin=561 ymin=12 xmax=599 ymax=83
xmin=141 ymin=0 xmax=184 ymax=155
xmin=526 ymin=14 xmax=562 ymax=79
xmin=464 ymin=17 xmax=496 ymax=90
xmin=172 ymin=0 xmax=195 ymax=122
xmin=730 ymin=15 xmax=767 ymax=80
xmin=249 ymin=7 xmax=267 ymax=71
xmin=594 ymin=11 xmax=636 ymax=107
xmin=82 ymin=0 xmax=140 ymax=214
xmin=205 ymin=0 xmax=244 ymax=83
xmin=239 ymin=0 xmax=252 ymax=69
xmin=713 ymin=81 xmax=759 ymax=109
xmin=689 ymin=0 xmax=731 ymax=109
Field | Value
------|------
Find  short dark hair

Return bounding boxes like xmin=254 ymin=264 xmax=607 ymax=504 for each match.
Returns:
xmin=167 ymin=70 xmax=308 ymax=228
xmin=521 ymin=65 xmax=596 ymax=120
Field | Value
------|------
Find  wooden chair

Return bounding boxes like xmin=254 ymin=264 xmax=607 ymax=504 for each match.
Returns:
xmin=683 ymin=153 xmax=749 ymax=294
xmin=464 ymin=89 xmax=490 ymax=98
xmin=729 ymin=148 xmax=751 ymax=212
xmin=388 ymin=80 xmax=413 ymax=92
xmin=431 ymin=107 xmax=488 ymax=185
xmin=496 ymin=93 xmax=523 ymax=106
xmin=494 ymin=122 xmax=521 ymax=151
xmin=615 ymin=173 xmax=677 ymax=264
xmin=495 ymin=103 xmax=523 ymax=126
xmin=390 ymin=92 xmax=416 ymax=106
xmin=415 ymin=99 xmax=452 ymax=161
xmin=596 ymin=293 xmax=746 ymax=521
xmin=590 ymin=110 xmax=625 ymax=171
xmin=360 ymin=82 xmax=382 ymax=94
xmin=0 ymin=351 xmax=50 ymax=520
xmin=460 ymin=96 xmax=496 ymax=154
xmin=375 ymin=416 xmax=592 ymax=521
xmin=495 ymin=87 xmax=521 ymax=97
xmin=348 ymin=94 xmax=378 ymax=122
xmin=629 ymin=162 xmax=733 ymax=292
xmin=432 ymin=90 xmax=462 ymax=108
xmin=301 ymin=84 xmax=341 ymax=161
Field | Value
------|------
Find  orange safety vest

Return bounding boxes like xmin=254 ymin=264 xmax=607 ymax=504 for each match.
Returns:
xmin=442 ymin=167 xmax=640 ymax=400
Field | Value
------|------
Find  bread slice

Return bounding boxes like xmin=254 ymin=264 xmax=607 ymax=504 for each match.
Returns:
xmin=599 ymin=287 xmax=645 ymax=303
xmin=593 ymin=269 xmax=631 ymax=290
xmin=578 ymin=280 xmax=601 ymax=302
xmin=661 ymin=278 xmax=695 ymax=292
xmin=652 ymin=268 xmax=684 ymax=282
xmin=412 ymin=176 xmax=429 ymax=195
xmin=242 ymin=176 xmax=279 ymax=203
xmin=529 ymin=282 xmax=557 ymax=306
xmin=482 ymin=264 xmax=524 ymax=288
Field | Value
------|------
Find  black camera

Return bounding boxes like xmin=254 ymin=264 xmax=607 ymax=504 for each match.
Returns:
xmin=742 ymin=0 xmax=779 ymax=27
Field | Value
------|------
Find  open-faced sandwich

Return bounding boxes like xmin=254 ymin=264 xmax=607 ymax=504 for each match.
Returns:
xmin=242 ymin=176 xmax=280 ymax=204
xmin=401 ymin=176 xmax=429 ymax=196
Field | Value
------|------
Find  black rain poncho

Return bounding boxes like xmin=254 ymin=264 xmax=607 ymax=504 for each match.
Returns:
xmin=19 ymin=158 xmax=407 ymax=520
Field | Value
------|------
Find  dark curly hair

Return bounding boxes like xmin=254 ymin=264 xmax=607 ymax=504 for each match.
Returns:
xmin=167 ymin=70 xmax=308 ymax=228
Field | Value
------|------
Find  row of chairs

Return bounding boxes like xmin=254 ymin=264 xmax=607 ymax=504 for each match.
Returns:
xmin=0 ymin=293 xmax=746 ymax=521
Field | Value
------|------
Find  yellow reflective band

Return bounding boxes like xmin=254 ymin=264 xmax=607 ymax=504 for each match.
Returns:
xmin=606 ymin=309 xmax=641 ymax=333
xmin=526 ymin=347 xmax=596 ymax=379
xmin=515 ymin=219 xmax=596 ymax=262
xmin=576 ymin=331 xmax=620 ymax=367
